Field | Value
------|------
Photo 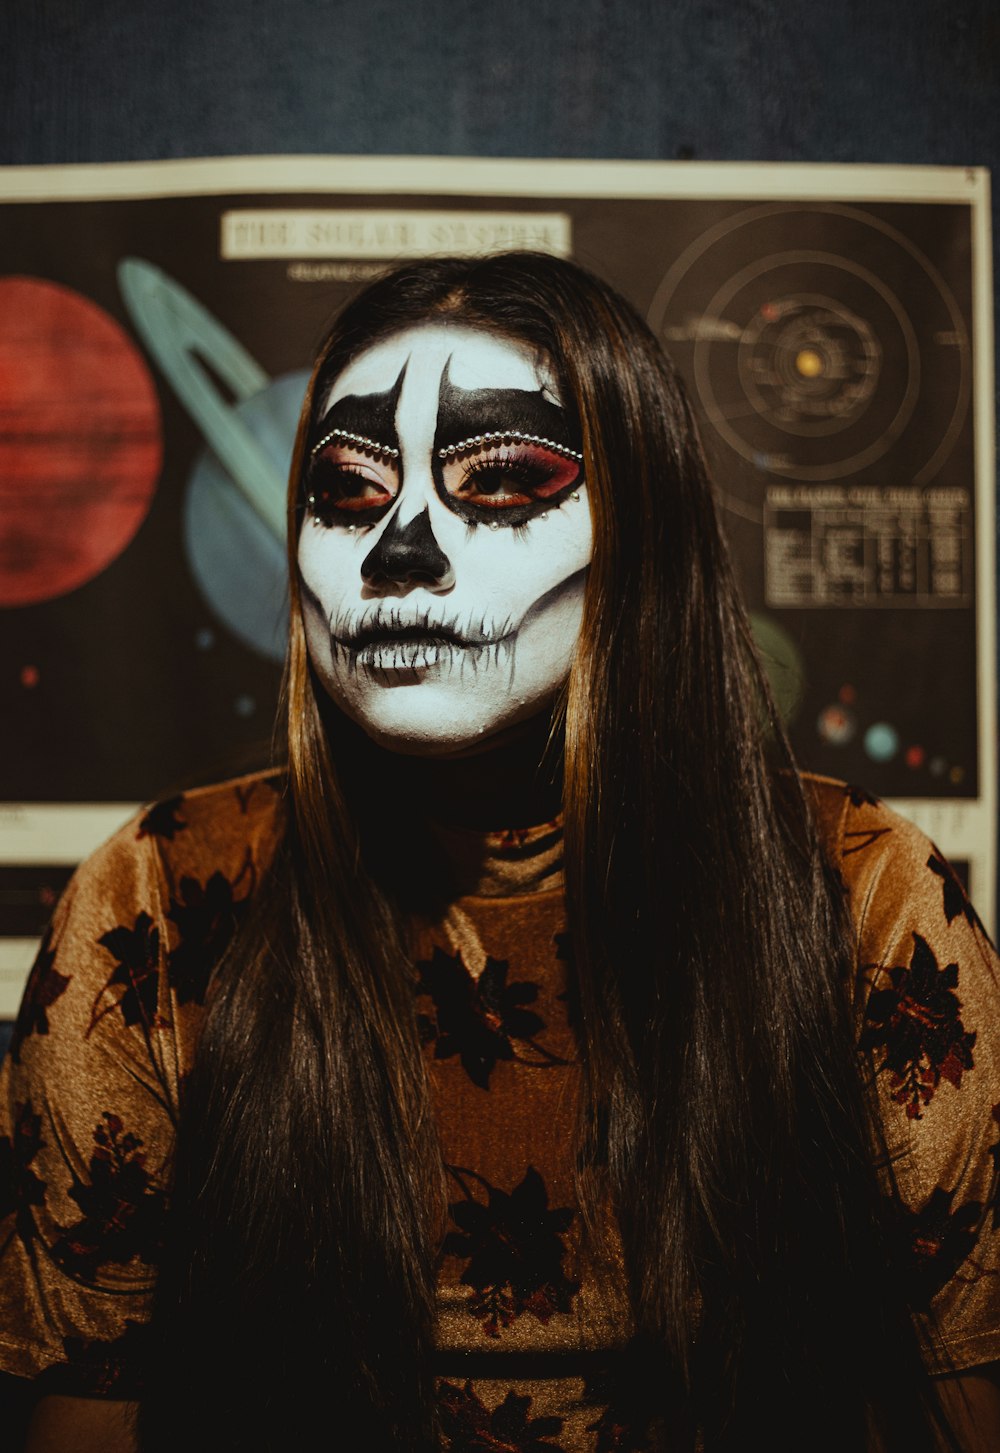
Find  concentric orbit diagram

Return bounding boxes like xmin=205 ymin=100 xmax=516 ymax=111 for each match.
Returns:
xmin=647 ymin=203 xmax=972 ymax=516
xmin=644 ymin=198 xmax=980 ymax=810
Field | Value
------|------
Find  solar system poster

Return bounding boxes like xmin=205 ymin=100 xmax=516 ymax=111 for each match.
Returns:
xmin=0 ymin=157 xmax=994 ymax=1012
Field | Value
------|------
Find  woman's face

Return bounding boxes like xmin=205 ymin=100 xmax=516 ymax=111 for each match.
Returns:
xmin=297 ymin=323 xmax=593 ymax=755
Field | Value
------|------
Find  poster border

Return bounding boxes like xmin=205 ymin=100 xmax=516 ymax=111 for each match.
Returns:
xmin=0 ymin=155 xmax=993 ymax=935
xmin=0 ymin=155 xmax=989 ymax=207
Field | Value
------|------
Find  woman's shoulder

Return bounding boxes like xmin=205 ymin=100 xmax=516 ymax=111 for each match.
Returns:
xmin=6 ymin=769 xmax=286 ymax=1074
xmin=123 ymin=765 xmax=284 ymax=867
xmin=800 ymin=771 xmax=960 ymax=907
xmin=0 ymin=777 xmax=286 ymax=1392
xmin=800 ymin=771 xmax=992 ymax=950
xmin=802 ymin=779 xmax=1000 ymax=1373
xmin=69 ymin=767 xmax=286 ymax=905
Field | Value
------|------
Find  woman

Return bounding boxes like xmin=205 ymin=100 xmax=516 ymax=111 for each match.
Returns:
xmin=2 ymin=252 xmax=999 ymax=1451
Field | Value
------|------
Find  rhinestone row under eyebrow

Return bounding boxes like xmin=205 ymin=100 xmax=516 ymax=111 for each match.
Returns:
xmin=437 ymin=431 xmax=583 ymax=463
xmin=310 ymin=428 xmax=400 ymax=460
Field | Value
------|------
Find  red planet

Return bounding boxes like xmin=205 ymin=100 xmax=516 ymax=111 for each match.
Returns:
xmin=0 ymin=275 xmax=162 ymax=606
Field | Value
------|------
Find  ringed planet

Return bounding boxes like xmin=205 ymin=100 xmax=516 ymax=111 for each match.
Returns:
xmin=118 ymin=258 xmax=300 ymax=660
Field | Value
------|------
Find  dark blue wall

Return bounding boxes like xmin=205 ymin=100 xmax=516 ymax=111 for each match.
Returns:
xmin=2 ymin=1 xmax=996 ymax=171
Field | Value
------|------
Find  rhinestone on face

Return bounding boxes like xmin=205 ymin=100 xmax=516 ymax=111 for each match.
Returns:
xmin=433 ymin=430 xmax=582 ymax=463
xmin=309 ymin=426 xmax=401 ymax=460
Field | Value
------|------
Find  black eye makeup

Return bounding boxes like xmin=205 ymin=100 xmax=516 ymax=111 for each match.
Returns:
xmin=432 ymin=365 xmax=584 ymax=529
xmin=436 ymin=435 xmax=583 ymax=528
xmin=305 ymin=438 xmax=401 ymax=527
xmin=305 ymin=366 xmax=406 ymax=528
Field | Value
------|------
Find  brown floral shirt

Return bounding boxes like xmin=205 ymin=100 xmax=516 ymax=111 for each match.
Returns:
xmin=1 ymin=771 xmax=999 ymax=1448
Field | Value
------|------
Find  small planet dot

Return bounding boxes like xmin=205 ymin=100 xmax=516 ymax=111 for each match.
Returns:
xmin=838 ymin=683 xmax=857 ymax=706
xmin=761 ymin=302 xmax=780 ymax=321
xmin=20 ymin=665 xmax=39 ymax=688
xmin=234 ymin=694 xmax=256 ymax=718
xmin=864 ymin=722 xmax=899 ymax=763
xmin=795 ymin=348 xmax=825 ymax=379
xmin=195 ymin=627 xmax=216 ymax=650
xmin=929 ymin=756 xmax=947 ymax=777
xmin=950 ymin=765 xmax=966 ymax=785
xmin=905 ymin=745 xmax=925 ymax=770
xmin=817 ymin=704 xmax=855 ymax=746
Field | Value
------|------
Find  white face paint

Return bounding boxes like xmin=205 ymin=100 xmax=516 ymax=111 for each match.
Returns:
xmin=297 ymin=324 xmax=593 ymax=755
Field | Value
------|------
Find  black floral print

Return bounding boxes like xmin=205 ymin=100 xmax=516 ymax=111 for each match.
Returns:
xmin=885 ymin=1184 xmax=982 ymax=1306
xmin=90 ymin=913 xmax=161 ymax=1033
xmin=417 ymin=948 xmax=566 ymax=1090
xmin=234 ymin=775 xmax=281 ymax=813
xmin=553 ymin=932 xmax=579 ymax=1032
xmin=444 ymin=1165 xmax=580 ymax=1337
xmin=438 ymin=1379 xmax=566 ymax=1452
xmin=585 ymin=1403 xmax=653 ymax=1453
xmin=10 ymin=926 xmax=69 ymax=1063
xmin=38 ymin=1319 xmax=150 ymax=1398
xmin=50 ymin=1113 xmax=166 ymax=1282
xmin=843 ymin=825 xmax=893 ymax=856
xmin=927 ymin=848 xmax=990 ymax=941
xmin=581 ymin=1364 xmax=656 ymax=1453
xmin=167 ymin=869 xmax=249 ymax=1006
xmin=861 ymin=932 xmax=976 ymax=1118
xmin=0 ymin=1101 xmax=47 ymax=1243
xmin=137 ymin=795 xmax=186 ymax=841
xmin=988 ymin=1104 xmax=1000 ymax=1232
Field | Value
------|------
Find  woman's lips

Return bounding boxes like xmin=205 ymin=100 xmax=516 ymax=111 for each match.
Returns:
xmin=351 ymin=628 xmax=463 ymax=670
xmin=332 ymin=617 xmax=515 ymax=674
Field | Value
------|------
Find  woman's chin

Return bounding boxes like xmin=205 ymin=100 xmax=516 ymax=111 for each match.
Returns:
xmin=338 ymin=694 xmax=553 ymax=760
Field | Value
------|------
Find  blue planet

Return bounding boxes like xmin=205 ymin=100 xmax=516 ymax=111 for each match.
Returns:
xmin=864 ymin=722 xmax=900 ymax=763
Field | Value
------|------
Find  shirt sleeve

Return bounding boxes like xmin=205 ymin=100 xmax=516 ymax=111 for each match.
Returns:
xmin=0 ymin=822 xmax=179 ymax=1398
xmin=837 ymin=786 xmax=1000 ymax=1374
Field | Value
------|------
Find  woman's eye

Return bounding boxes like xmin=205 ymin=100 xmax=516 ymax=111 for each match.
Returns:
xmin=442 ymin=445 xmax=581 ymax=511
xmin=307 ymin=446 xmax=399 ymax=523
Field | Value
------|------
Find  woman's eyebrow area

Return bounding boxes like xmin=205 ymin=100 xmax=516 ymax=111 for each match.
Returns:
xmin=434 ymin=368 xmax=577 ymax=452
xmin=311 ymin=363 xmax=407 ymax=452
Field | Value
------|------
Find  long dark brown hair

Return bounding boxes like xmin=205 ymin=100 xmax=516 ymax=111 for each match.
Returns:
xmin=140 ymin=253 xmax=949 ymax=1451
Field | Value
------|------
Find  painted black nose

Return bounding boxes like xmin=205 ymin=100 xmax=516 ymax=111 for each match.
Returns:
xmin=361 ymin=507 xmax=454 ymax=588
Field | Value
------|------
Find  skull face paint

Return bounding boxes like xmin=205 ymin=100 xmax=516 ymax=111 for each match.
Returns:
xmin=297 ymin=325 xmax=593 ymax=755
